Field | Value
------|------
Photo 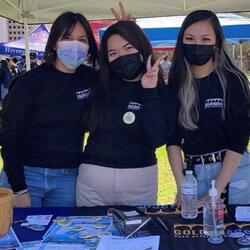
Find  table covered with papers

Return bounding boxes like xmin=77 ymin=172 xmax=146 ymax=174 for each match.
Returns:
xmin=0 ymin=205 xmax=249 ymax=249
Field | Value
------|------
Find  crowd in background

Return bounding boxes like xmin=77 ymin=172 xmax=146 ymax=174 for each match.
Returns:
xmin=0 ymin=52 xmax=40 ymax=104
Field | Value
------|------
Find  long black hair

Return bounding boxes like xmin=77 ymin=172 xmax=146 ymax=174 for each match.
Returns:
xmin=88 ymin=21 xmax=164 ymax=132
xmin=168 ymin=10 xmax=250 ymax=130
xmin=44 ymin=12 xmax=98 ymax=68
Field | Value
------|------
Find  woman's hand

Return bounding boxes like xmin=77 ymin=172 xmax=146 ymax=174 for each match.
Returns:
xmin=198 ymin=194 xmax=209 ymax=208
xmin=141 ymin=55 xmax=162 ymax=89
xmin=174 ymin=190 xmax=182 ymax=208
xmin=13 ymin=192 xmax=31 ymax=207
xmin=111 ymin=1 xmax=133 ymax=21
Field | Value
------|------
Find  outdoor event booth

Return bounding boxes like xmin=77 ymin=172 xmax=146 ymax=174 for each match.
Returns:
xmin=0 ymin=0 xmax=249 ymax=70
xmin=0 ymin=24 xmax=49 ymax=59
xmin=98 ymin=13 xmax=250 ymax=52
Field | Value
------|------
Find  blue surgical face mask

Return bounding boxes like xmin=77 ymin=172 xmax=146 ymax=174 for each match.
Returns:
xmin=56 ymin=40 xmax=89 ymax=70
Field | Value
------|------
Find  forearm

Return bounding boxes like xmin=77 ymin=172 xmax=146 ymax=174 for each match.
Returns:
xmin=167 ymin=145 xmax=184 ymax=192
xmin=215 ymin=150 xmax=243 ymax=196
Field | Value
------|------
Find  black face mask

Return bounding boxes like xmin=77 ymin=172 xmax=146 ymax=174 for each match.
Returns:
xmin=109 ymin=52 xmax=144 ymax=80
xmin=183 ymin=44 xmax=215 ymax=66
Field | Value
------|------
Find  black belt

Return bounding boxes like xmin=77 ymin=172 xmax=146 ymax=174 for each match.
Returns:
xmin=184 ymin=150 xmax=226 ymax=166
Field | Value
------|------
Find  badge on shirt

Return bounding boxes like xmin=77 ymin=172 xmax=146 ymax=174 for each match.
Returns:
xmin=123 ymin=111 xmax=136 ymax=124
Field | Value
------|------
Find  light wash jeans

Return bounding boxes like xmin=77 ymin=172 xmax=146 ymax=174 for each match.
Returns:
xmin=0 ymin=166 xmax=78 ymax=207
xmin=193 ymin=151 xmax=250 ymax=204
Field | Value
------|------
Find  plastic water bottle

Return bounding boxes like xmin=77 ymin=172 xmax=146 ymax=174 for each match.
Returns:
xmin=203 ymin=180 xmax=224 ymax=244
xmin=181 ymin=170 xmax=198 ymax=219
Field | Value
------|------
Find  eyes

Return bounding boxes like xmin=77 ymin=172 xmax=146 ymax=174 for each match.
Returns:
xmin=108 ymin=44 xmax=136 ymax=60
xmin=183 ymin=36 xmax=213 ymax=44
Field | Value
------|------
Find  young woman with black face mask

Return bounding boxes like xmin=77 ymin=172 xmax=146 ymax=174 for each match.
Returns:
xmin=167 ymin=10 xmax=250 ymax=206
xmin=0 ymin=2 xmax=129 ymax=208
xmin=76 ymin=21 xmax=176 ymax=206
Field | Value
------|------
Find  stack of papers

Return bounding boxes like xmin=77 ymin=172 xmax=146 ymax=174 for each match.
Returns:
xmin=97 ymin=235 xmax=160 ymax=250
xmin=235 ymin=206 xmax=250 ymax=221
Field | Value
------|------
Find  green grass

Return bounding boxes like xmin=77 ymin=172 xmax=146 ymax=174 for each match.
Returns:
xmin=156 ymin=146 xmax=176 ymax=204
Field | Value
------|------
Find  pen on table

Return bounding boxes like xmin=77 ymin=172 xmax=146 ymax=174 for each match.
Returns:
xmin=124 ymin=217 xmax=151 ymax=239
xmin=156 ymin=217 xmax=170 ymax=232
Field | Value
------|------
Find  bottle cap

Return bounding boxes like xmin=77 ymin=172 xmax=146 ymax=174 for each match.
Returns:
xmin=209 ymin=180 xmax=217 ymax=197
xmin=185 ymin=170 xmax=193 ymax=175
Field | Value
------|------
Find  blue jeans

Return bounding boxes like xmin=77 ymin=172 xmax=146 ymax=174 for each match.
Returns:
xmin=193 ymin=151 xmax=250 ymax=204
xmin=0 ymin=166 xmax=78 ymax=207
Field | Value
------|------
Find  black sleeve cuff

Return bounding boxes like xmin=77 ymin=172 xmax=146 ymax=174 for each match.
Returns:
xmin=227 ymin=136 xmax=249 ymax=154
xmin=3 ymin=163 xmax=26 ymax=193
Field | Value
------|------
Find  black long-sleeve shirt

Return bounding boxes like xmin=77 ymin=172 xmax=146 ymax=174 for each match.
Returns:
xmin=167 ymin=72 xmax=250 ymax=155
xmin=83 ymin=79 xmax=176 ymax=168
xmin=0 ymin=63 xmax=97 ymax=192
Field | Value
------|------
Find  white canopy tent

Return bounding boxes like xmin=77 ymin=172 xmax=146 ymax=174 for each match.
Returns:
xmin=0 ymin=0 xmax=250 ymax=69
xmin=1 ymin=0 xmax=250 ymax=22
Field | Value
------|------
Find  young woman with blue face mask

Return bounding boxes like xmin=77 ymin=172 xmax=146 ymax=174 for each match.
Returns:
xmin=0 ymin=12 xmax=98 ymax=207
xmin=76 ymin=21 xmax=176 ymax=206
xmin=167 ymin=10 xmax=250 ymax=206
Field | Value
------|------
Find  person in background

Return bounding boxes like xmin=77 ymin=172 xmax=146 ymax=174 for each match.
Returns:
xmin=6 ymin=57 xmax=20 ymax=79
xmin=16 ymin=54 xmax=26 ymax=73
xmin=21 ymin=51 xmax=39 ymax=72
xmin=0 ymin=11 xmax=98 ymax=207
xmin=76 ymin=21 xmax=176 ymax=207
xmin=160 ymin=53 xmax=171 ymax=82
xmin=0 ymin=59 xmax=12 ymax=101
xmin=29 ymin=51 xmax=39 ymax=70
xmin=167 ymin=10 xmax=250 ymax=206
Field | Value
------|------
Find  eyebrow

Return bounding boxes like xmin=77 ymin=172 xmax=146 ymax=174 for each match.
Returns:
xmin=64 ymin=34 xmax=87 ymax=38
xmin=184 ymin=33 xmax=212 ymax=37
xmin=107 ymin=42 xmax=131 ymax=53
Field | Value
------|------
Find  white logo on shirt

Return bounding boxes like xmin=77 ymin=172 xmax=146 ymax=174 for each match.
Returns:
xmin=76 ymin=88 xmax=91 ymax=100
xmin=127 ymin=102 xmax=142 ymax=110
xmin=205 ymin=98 xmax=223 ymax=109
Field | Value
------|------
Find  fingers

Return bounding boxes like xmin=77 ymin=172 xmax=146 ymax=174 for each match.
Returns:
xmin=111 ymin=1 xmax=133 ymax=21
xmin=145 ymin=55 xmax=161 ymax=77
xmin=152 ymin=56 xmax=162 ymax=71
xmin=119 ymin=1 xmax=127 ymax=20
xmin=127 ymin=13 xmax=134 ymax=21
xmin=146 ymin=55 xmax=152 ymax=72
xmin=110 ymin=7 xmax=121 ymax=20
xmin=198 ymin=200 xmax=204 ymax=208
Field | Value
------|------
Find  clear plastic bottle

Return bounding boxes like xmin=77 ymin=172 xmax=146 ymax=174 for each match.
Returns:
xmin=203 ymin=180 xmax=224 ymax=243
xmin=181 ymin=170 xmax=198 ymax=219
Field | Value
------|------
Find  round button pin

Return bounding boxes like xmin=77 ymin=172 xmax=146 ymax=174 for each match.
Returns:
xmin=237 ymin=237 xmax=250 ymax=246
xmin=228 ymin=231 xmax=245 ymax=238
xmin=26 ymin=224 xmax=46 ymax=231
xmin=123 ymin=112 xmax=135 ymax=124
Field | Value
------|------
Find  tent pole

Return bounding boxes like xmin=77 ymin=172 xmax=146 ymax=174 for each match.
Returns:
xmin=240 ymin=42 xmax=243 ymax=71
xmin=23 ymin=16 xmax=30 ymax=71
xmin=232 ymin=44 xmax=235 ymax=61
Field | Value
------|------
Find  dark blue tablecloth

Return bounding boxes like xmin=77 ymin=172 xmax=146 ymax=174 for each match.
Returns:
xmin=12 ymin=205 xmax=250 ymax=250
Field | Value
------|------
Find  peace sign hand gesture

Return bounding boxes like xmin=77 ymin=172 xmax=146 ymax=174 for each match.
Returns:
xmin=141 ymin=55 xmax=162 ymax=89
xmin=111 ymin=1 xmax=133 ymax=21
